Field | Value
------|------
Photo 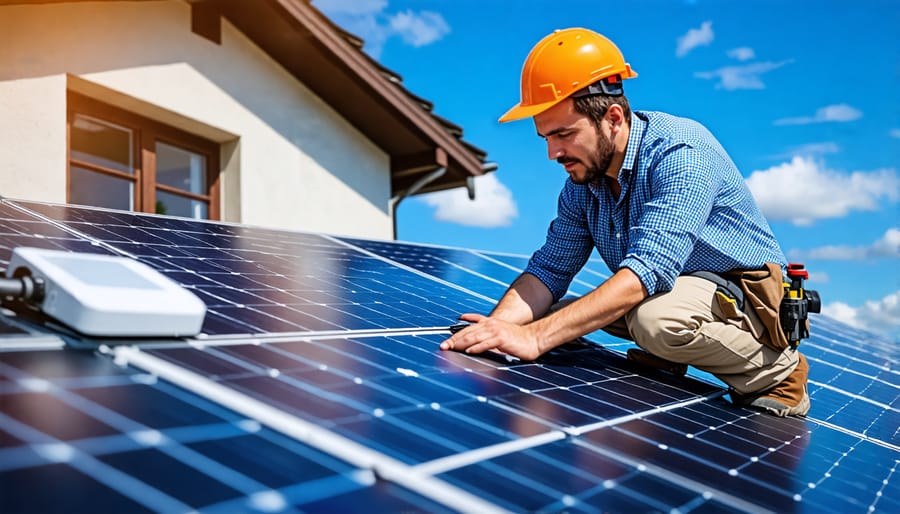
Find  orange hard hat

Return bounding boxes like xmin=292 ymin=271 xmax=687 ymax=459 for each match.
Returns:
xmin=499 ymin=28 xmax=638 ymax=123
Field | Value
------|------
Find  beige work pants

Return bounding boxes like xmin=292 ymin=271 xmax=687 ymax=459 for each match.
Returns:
xmin=604 ymin=275 xmax=799 ymax=395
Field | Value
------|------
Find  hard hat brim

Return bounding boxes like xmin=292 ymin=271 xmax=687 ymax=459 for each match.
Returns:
xmin=498 ymin=100 xmax=561 ymax=123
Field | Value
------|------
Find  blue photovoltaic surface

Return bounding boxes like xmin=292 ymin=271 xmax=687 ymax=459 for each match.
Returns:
xmin=5 ymin=201 xmax=495 ymax=336
xmin=342 ymin=238 xmax=615 ymax=304
xmin=340 ymin=238 xmax=521 ymax=302
xmin=342 ymin=238 xmax=631 ymax=351
xmin=0 ymin=202 xmax=119 ymax=263
xmin=473 ymin=249 xmax=612 ymax=298
xmin=0 ymin=347 xmax=452 ymax=513
xmin=800 ymin=316 xmax=899 ymax=444
xmin=0 ymin=199 xmax=897 ymax=514
xmin=439 ymin=399 xmax=899 ymax=513
xmin=103 ymin=332 xmax=900 ymax=513
xmin=139 ymin=334 xmax=719 ymax=465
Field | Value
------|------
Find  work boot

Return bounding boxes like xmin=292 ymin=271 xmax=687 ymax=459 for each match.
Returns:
xmin=626 ymin=348 xmax=688 ymax=376
xmin=734 ymin=353 xmax=810 ymax=417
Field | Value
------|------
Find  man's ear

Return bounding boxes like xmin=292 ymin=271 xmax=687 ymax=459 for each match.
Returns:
xmin=605 ymin=103 xmax=625 ymax=129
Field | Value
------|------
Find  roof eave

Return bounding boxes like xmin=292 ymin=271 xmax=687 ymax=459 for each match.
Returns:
xmin=190 ymin=0 xmax=489 ymax=195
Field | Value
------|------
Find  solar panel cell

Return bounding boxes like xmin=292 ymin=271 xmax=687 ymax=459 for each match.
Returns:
xmin=297 ymin=481 xmax=459 ymax=514
xmin=536 ymin=387 xmax=633 ymax=419
xmin=440 ymin=457 xmax=565 ymax=511
xmin=75 ymin=383 xmax=229 ymax=429
xmin=495 ymin=390 xmax=610 ymax=428
xmin=98 ymin=448 xmax=245 ymax=507
xmin=445 ymin=399 xmax=558 ymax=438
xmin=2 ymin=391 xmax=122 ymax=440
xmin=2 ymin=464 xmax=157 ymax=514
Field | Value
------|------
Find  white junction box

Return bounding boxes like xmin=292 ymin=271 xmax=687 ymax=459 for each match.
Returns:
xmin=7 ymin=247 xmax=207 ymax=337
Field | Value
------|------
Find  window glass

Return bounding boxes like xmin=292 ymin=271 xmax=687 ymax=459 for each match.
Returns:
xmin=70 ymin=166 xmax=134 ymax=211
xmin=68 ymin=94 xmax=218 ymax=220
xmin=156 ymin=190 xmax=208 ymax=219
xmin=70 ymin=115 xmax=133 ymax=174
xmin=156 ymin=141 xmax=206 ymax=194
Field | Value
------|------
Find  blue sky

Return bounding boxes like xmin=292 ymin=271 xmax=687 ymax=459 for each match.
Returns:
xmin=313 ymin=0 xmax=899 ymax=340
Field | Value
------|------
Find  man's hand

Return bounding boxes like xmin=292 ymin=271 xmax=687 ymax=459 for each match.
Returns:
xmin=440 ymin=268 xmax=647 ymax=362
xmin=440 ymin=313 xmax=543 ymax=361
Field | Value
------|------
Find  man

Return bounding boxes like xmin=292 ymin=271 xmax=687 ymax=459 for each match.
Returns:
xmin=440 ymin=28 xmax=810 ymax=417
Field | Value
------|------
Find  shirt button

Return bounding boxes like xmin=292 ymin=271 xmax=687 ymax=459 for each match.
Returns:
xmin=616 ymin=233 xmax=621 ymax=239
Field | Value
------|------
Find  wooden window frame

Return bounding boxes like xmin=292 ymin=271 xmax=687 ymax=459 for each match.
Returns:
xmin=67 ymin=92 xmax=221 ymax=220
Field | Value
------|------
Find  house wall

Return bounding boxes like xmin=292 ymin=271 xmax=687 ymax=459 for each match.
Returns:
xmin=0 ymin=0 xmax=393 ymax=239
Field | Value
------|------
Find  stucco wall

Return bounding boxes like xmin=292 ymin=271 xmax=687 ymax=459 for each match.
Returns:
xmin=0 ymin=75 xmax=68 ymax=202
xmin=0 ymin=0 xmax=392 ymax=239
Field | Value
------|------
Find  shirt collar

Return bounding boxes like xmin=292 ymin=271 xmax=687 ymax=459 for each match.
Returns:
xmin=621 ymin=113 xmax=646 ymax=175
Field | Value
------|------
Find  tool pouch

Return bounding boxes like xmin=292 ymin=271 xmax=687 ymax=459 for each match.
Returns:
xmin=723 ymin=262 xmax=791 ymax=352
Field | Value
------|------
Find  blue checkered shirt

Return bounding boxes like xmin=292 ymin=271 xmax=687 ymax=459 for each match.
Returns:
xmin=524 ymin=111 xmax=786 ymax=300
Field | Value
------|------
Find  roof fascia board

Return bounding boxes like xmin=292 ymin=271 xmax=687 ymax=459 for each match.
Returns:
xmin=190 ymin=0 xmax=221 ymax=44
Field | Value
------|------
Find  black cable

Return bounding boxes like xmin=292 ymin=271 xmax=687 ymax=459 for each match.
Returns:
xmin=0 ymin=276 xmax=44 ymax=302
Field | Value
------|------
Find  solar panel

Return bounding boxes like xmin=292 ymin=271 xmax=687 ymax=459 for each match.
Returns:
xmin=339 ymin=238 xmax=522 ymax=302
xmin=1 ymin=199 xmax=897 ymax=513
xmin=0 ymin=346 xmax=458 ymax=513
xmin=127 ymin=334 xmax=719 ymax=461
xmin=9 ymin=200 xmax=495 ymax=336
xmin=439 ymin=400 xmax=898 ymax=513
xmin=342 ymin=237 xmax=614 ymax=302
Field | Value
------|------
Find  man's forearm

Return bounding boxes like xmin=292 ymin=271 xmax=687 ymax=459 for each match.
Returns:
xmin=490 ymin=273 xmax=554 ymax=325
xmin=529 ymin=267 xmax=648 ymax=353
xmin=442 ymin=269 xmax=646 ymax=361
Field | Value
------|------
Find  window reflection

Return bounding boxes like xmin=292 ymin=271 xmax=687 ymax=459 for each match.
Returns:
xmin=156 ymin=190 xmax=208 ymax=219
xmin=70 ymin=165 xmax=134 ymax=211
xmin=156 ymin=141 xmax=206 ymax=194
xmin=70 ymin=115 xmax=133 ymax=174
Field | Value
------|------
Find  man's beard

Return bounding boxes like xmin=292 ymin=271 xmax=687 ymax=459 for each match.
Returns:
xmin=558 ymin=132 xmax=615 ymax=186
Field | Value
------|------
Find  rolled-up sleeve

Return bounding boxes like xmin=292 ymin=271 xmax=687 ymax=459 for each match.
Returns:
xmin=524 ymin=182 xmax=594 ymax=301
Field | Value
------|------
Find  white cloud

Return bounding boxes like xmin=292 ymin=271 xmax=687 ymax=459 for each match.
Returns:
xmin=676 ymin=21 xmax=714 ymax=57
xmin=871 ymin=228 xmax=900 ymax=257
xmin=823 ymin=291 xmax=900 ymax=341
xmin=768 ymin=142 xmax=839 ymax=160
xmin=727 ymin=47 xmax=755 ymax=61
xmin=823 ymin=302 xmax=857 ymax=325
xmin=389 ymin=10 xmax=450 ymax=47
xmin=890 ymin=128 xmax=900 ymax=138
xmin=745 ymin=156 xmax=900 ymax=225
xmin=791 ymin=245 xmax=861 ymax=261
xmin=789 ymin=142 xmax=840 ymax=155
xmin=788 ymin=228 xmax=900 ymax=261
xmin=774 ymin=104 xmax=863 ymax=125
xmin=419 ymin=174 xmax=518 ymax=228
xmin=694 ymin=60 xmax=793 ymax=90
xmin=313 ymin=0 xmax=450 ymax=58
